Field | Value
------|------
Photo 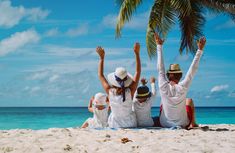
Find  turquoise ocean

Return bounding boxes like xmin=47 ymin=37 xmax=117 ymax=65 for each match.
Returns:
xmin=0 ymin=107 xmax=235 ymax=130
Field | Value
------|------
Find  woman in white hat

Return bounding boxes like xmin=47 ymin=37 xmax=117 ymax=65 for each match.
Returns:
xmin=96 ymin=43 xmax=141 ymax=128
xmin=81 ymin=93 xmax=109 ymax=128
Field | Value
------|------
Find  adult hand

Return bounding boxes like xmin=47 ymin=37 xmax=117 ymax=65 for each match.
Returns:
xmin=154 ymin=33 xmax=164 ymax=45
xmin=96 ymin=46 xmax=105 ymax=59
xmin=150 ymin=76 xmax=156 ymax=83
xmin=134 ymin=42 xmax=140 ymax=54
xmin=197 ymin=37 xmax=206 ymax=50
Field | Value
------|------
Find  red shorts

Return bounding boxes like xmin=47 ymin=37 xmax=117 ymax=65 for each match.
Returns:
xmin=159 ymin=105 xmax=193 ymax=125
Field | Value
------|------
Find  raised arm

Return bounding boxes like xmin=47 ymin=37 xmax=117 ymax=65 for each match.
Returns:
xmin=155 ymin=33 xmax=168 ymax=89
xmin=96 ymin=47 xmax=111 ymax=94
xmin=88 ymin=96 xmax=94 ymax=113
xmin=150 ymin=77 xmax=156 ymax=96
xmin=130 ymin=42 xmax=141 ymax=97
xmin=180 ymin=37 xmax=206 ymax=88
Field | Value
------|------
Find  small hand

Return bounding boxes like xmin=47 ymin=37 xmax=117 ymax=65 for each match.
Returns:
xmin=133 ymin=42 xmax=140 ymax=54
xmin=154 ymin=33 xmax=164 ymax=45
xmin=197 ymin=37 xmax=206 ymax=50
xmin=141 ymin=78 xmax=148 ymax=86
xmin=96 ymin=46 xmax=105 ymax=59
xmin=150 ymin=76 xmax=156 ymax=83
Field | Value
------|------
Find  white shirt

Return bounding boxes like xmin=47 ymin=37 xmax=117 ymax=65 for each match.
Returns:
xmin=157 ymin=45 xmax=203 ymax=128
xmin=108 ymin=88 xmax=137 ymax=128
xmin=133 ymin=83 xmax=156 ymax=127
xmin=86 ymin=105 xmax=109 ymax=128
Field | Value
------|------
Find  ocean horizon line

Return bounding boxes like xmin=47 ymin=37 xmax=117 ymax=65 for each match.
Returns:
xmin=0 ymin=106 xmax=235 ymax=108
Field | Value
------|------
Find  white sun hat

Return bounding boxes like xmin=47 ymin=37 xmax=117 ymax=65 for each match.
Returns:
xmin=107 ymin=67 xmax=133 ymax=88
xmin=94 ymin=93 xmax=107 ymax=106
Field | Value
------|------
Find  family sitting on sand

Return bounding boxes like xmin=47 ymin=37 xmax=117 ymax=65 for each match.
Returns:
xmin=81 ymin=33 xmax=206 ymax=129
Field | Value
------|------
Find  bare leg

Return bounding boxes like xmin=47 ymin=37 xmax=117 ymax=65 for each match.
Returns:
xmin=186 ymin=98 xmax=198 ymax=128
xmin=81 ymin=121 xmax=89 ymax=128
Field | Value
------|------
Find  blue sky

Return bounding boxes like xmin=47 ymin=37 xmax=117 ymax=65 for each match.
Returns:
xmin=0 ymin=0 xmax=235 ymax=107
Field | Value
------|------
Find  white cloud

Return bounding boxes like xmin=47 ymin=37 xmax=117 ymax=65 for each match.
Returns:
xmin=215 ymin=19 xmax=235 ymax=30
xmin=33 ymin=45 xmax=131 ymax=58
xmin=25 ymin=7 xmax=49 ymax=22
xmin=49 ymin=74 xmax=59 ymax=83
xmin=102 ymin=11 xmax=149 ymax=30
xmin=31 ymin=86 xmax=41 ymax=93
xmin=66 ymin=24 xmax=89 ymax=37
xmin=211 ymin=84 xmax=229 ymax=93
xmin=28 ymin=70 xmax=49 ymax=80
xmin=0 ymin=0 xmax=49 ymax=28
xmin=44 ymin=28 xmax=60 ymax=37
xmin=102 ymin=14 xmax=117 ymax=28
xmin=44 ymin=24 xmax=90 ymax=38
xmin=0 ymin=29 xmax=40 ymax=56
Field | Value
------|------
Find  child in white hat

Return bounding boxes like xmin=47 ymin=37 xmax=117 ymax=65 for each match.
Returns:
xmin=133 ymin=77 xmax=157 ymax=127
xmin=81 ymin=93 xmax=109 ymax=128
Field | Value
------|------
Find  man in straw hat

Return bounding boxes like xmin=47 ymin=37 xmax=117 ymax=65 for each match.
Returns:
xmin=155 ymin=33 xmax=206 ymax=129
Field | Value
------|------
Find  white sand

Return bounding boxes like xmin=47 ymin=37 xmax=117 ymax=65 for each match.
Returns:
xmin=0 ymin=124 xmax=235 ymax=153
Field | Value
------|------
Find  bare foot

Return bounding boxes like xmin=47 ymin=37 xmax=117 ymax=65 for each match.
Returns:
xmin=187 ymin=123 xmax=199 ymax=130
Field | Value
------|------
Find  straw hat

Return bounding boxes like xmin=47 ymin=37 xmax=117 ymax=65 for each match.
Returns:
xmin=136 ymin=86 xmax=151 ymax=99
xmin=107 ymin=67 xmax=133 ymax=88
xmin=93 ymin=93 xmax=107 ymax=106
xmin=167 ymin=64 xmax=183 ymax=74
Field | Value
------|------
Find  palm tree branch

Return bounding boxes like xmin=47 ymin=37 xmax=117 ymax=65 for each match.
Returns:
xmin=178 ymin=1 xmax=205 ymax=54
xmin=199 ymin=0 xmax=235 ymax=14
xmin=115 ymin=0 xmax=142 ymax=37
xmin=170 ymin=0 xmax=192 ymax=17
xmin=146 ymin=0 xmax=176 ymax=58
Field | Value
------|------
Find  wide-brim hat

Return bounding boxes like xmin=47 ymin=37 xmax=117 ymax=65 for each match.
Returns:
xmin=167 ymin=64 xmax=183 ymax=74
xmin=107 ymin=67 xmax=133 ymax=88
xmin=136 ymin=86 xmax=151 ymax=99
xmin=94 ymin=93 xmax=107 ymax=106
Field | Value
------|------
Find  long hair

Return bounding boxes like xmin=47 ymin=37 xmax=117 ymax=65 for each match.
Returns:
xmin=112 ymin=86 xmax=126 ymax=95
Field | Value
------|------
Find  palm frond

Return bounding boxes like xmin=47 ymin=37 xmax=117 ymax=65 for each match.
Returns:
xmin=230 ymin=13 xmax=235 ymax=21
xmin=146 ymin=27 xmax=157 ymax=58
xmin=170 ymin=0 xmax=192 ymax=17
xmin=146 ymin=0 xmax=176 ymax=58
xmin=178 ymin=2 xmax=205 ymax=54
xmin=116 ymin=0 xmax=142 ymax=37
xmin=200 ymin=0 xmax=235 ymax=14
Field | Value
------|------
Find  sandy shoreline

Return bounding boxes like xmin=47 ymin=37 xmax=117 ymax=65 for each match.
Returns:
xmin=0 ymin=124 xmax=235 ymax=153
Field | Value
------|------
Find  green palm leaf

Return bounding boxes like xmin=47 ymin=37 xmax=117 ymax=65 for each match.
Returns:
xmin=200 ymin=0 xmax=235 ymax=14
xmin=146 ymin=0 xmax=176 ymax=57
xmin=178 ymin=2 xmax=205 ymax=54
xmin=115 ymin=0 xmax=143 ymax=37
xmin=170 ymin=0 xmax=192 ymax=17
xmin=115 ymin=0 xmax=235 ymax=57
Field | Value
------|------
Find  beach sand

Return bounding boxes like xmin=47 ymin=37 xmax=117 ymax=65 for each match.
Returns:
xmin=0 ymin=124 xmax=235 ymax=153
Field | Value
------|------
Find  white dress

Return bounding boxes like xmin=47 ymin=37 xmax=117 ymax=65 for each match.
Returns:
xmin=108 ymin=88 xmax=137 ymax=128
xmin=133 ymin=83 xmax=156 ymax=127
xmin=86 ymin=105 xmax=108 ymax=128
